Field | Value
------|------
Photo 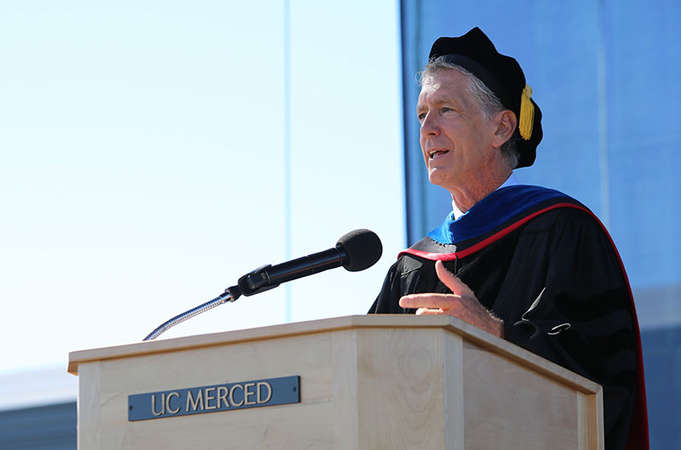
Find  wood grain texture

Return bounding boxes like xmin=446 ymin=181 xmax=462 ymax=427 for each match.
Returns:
xmin=71 ymin=315 xmax=603 ymax=449
xmin=69 ymin=315 xmax=602 ymax=395
xmin=578 ymin=391 xmax=605 ymax=450
xmin=356 ymin=327 xmax=445 ymax=449
xmin=444 ymin=330 xmax=465 ymax=450
xmin=77 ymin=330 xmax=355 ymax=449
xmin=462 ymin=339 xmax=586 ymax=450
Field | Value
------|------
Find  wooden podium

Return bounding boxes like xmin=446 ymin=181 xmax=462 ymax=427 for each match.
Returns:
xmin=68 ymin=315 xmax=604 ymax=449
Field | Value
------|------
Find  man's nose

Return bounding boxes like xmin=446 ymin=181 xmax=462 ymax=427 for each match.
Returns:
xmin=420 ymin=113 xmax=440 ymax=136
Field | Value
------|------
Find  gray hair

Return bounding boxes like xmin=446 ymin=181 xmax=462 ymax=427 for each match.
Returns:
xmin=420 ymin=57 xmax=520 ymax=169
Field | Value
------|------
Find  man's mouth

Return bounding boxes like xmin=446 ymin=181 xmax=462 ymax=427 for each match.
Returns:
xmin=428 ymin=149 xmax=449 ymax=159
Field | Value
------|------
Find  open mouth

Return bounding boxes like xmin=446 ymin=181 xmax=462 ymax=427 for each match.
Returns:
xmin=428 ymin=149 xmax=449 ymax=159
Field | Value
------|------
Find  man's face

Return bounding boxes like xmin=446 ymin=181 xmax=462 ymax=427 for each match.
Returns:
xmin=416 ymin=69 xmax=498 ymax=192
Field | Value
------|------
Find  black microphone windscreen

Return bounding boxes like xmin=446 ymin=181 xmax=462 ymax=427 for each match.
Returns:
xmin=336 ymin=229 xmax=382 ymax=272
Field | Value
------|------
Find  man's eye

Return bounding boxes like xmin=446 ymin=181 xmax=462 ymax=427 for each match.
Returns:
xmin=441 ymin=107 xmax=453 ymax=113
xmin=417 ymin=112 xmax=426 ymax=121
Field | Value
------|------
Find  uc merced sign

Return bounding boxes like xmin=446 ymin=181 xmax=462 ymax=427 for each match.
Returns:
xmin=128 ymin=375 xmax=300 ymax=421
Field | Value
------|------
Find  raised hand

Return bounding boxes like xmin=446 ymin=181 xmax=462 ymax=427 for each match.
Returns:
xmin=398 ymin=260 xmax=504 ymax=337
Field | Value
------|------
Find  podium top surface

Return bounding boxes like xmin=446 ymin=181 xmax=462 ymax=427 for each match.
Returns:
xmin=67 ymin=314 xmax=599 ymax=394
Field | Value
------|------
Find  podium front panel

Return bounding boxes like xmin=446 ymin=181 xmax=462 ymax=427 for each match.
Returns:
xmin=70 ymin=315 xmax=603 ymax=450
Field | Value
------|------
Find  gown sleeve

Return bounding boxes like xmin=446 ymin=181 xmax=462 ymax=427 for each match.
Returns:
xmin=367 ymin=261 xmax=400 ymax=314
xmin=504 ymin=208 xmax=638 ymax=450
xmin=368 ymin=257 xmax=424 ymax=314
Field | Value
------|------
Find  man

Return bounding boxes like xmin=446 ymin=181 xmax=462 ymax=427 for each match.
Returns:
xmin=369 ymin=28 xmax=649 ymax=450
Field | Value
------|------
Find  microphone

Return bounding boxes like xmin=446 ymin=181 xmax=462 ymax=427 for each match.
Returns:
xmin=142 ymin=229 xmax=382 ymax=341
xmin=230 ymin=229 xmax=382 ymax=298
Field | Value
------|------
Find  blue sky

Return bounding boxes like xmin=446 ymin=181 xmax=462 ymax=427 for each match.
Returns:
xmin=0 ymin=0 xmax=404 ymax=404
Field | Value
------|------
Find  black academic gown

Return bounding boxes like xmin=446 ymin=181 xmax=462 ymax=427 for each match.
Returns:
xmin=369 ymin=185 xmax=649 ymax=450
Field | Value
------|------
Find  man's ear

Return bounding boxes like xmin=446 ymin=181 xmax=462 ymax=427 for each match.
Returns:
xmin=492 ymin=110 xmax=517 ymax=147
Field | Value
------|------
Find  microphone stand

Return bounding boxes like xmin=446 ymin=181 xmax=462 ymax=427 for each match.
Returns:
xmin=143 ymin=286 xmax=242 ymax=341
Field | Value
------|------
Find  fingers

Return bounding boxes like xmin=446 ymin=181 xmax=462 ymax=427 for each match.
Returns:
xmin=435 ymin=260 xmax=475 ymax=296
xmin=399 ymin=261 xmax=503 ymax=337
xmin=415 ymin=307 xmax=444 ymax=315
xmin=399 ymin=293 xmax=462 ymax=310
xmin=398 ymin=261 xmax=477 ymax=313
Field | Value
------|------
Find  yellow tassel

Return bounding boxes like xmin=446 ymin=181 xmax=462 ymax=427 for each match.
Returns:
xmin=519 ymin=85 xmax=534 ymax=140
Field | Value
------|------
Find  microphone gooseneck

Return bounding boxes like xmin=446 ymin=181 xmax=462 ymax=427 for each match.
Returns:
xmin=143 ymin=289 xmax=239 ymax=341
